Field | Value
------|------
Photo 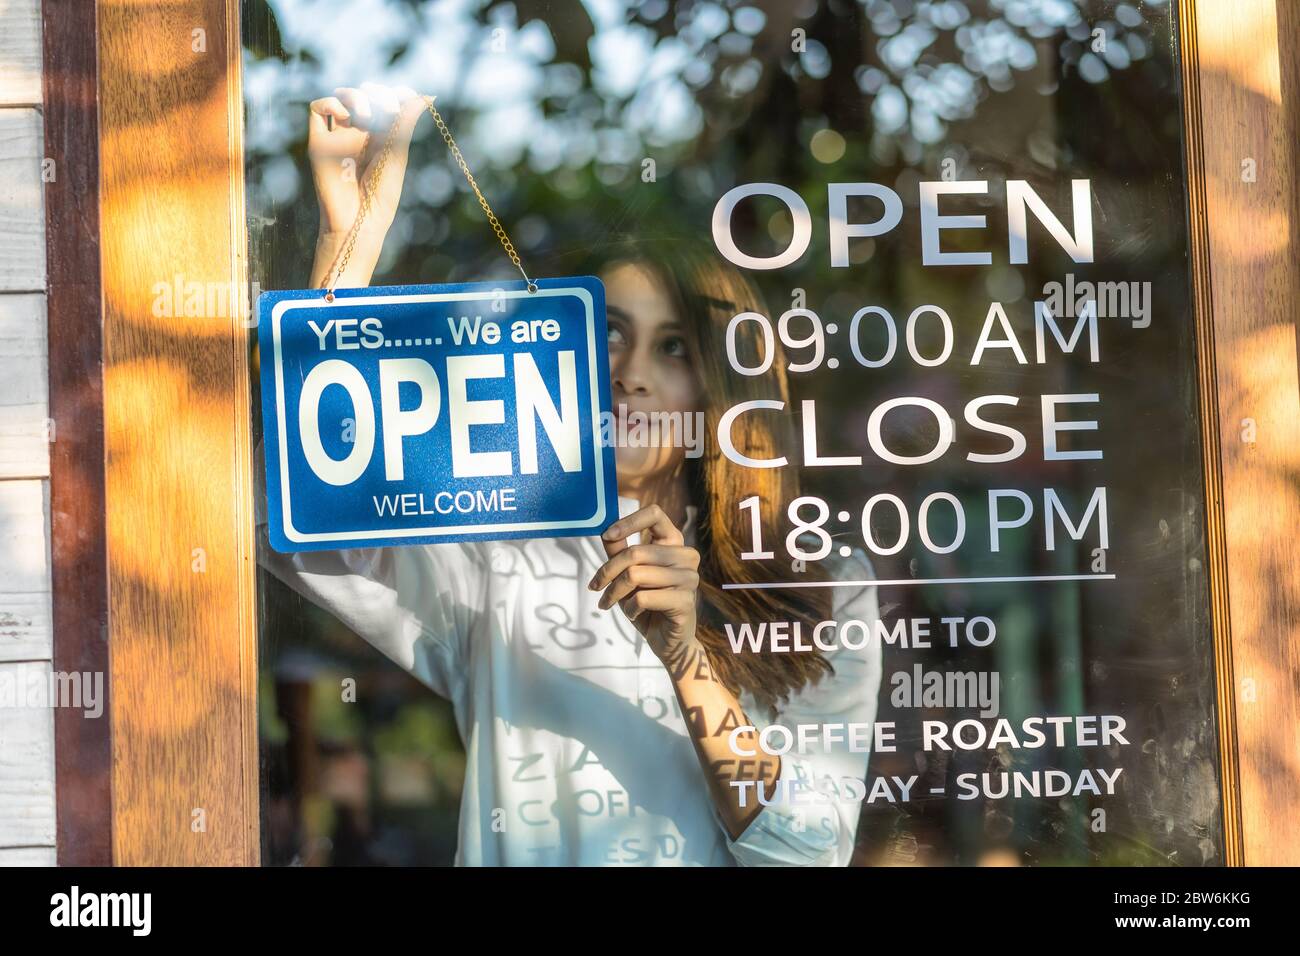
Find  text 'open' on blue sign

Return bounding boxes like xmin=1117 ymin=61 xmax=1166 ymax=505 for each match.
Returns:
xmin=257 ymin=277 xmax=617 ymax=553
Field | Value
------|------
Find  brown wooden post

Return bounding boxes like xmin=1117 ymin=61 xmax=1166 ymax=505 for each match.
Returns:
xmin=1179 ymin=0 xmax=1300 ymax=865
xmin=97 ymin=0 xmax=258 ymax=865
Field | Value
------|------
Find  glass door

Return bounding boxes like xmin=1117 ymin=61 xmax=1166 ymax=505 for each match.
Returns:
xmin=241 ymin=0 xmax=1224 ymax=866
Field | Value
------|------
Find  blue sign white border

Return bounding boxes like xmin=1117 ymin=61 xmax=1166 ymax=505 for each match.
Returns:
xmin=263 ymin=280 xmax=611 ymax=546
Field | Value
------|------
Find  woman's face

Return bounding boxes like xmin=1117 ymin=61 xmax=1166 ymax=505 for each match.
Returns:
xmin=601 ymin=260 xmax=702 ymax=489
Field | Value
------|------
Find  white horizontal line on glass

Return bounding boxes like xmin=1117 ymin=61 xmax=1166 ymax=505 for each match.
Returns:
xmin=721 ymin=573 xmax=1118 ymax=590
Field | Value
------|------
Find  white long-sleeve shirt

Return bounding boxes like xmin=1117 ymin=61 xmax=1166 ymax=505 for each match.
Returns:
xmin=258 ymin=495 xmax=883 ymax=866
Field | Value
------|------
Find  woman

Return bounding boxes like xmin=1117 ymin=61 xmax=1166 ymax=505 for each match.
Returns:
xmin=260 ymin=84 xmax=883 ymax=866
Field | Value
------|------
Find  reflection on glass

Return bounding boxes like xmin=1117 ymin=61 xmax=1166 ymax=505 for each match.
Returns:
xmin=245 ymin=0 xmax=1222 ymax=866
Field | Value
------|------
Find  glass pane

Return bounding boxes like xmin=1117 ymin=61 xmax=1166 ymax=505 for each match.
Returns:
xmin=243 ymin=0 xmax=1222 ymax=866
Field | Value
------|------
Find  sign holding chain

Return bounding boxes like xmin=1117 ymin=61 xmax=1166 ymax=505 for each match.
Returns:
xmin=320 ymin=95 xmax=535 ymax=300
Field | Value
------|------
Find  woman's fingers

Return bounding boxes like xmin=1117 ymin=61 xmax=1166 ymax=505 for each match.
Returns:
xmin=309 ymin=83 xmax=429 ymax=236
xmin=620 ymin=587 xmax=694 ymax=624
xmin=314 ymin=84 xmax=427 ymax=151
xmin=587 ymin=543 xmax=697 ymax=591
xmin=601 ymin=505 xmax=683 ymax=557
xmin=309 ymin=96 xmax=352 ymax=128
xmin=359 ymin=81 xmax=401 ymax=116
xmin=308 ymin=95 xmax=366 ymax=161
xmin=307 ymin=96 xmax=367 ymax=234
xmin=337 ymin=83 xmax=423 ymax=135
xmin=333 ymin=86 xmax=374 ymax=127
xmin=598 ymin=566 xmax=698 ymax=610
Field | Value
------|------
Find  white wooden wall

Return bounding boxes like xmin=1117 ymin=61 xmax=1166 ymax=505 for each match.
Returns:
xmin=0 ymin=0 xmax=56 ymax=866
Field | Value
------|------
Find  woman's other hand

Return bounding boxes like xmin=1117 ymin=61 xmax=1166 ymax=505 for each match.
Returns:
xmin=308 ymin=83 xmax=428 ymax=288
xmin=589 ymin=505 xmax=702 ymax=661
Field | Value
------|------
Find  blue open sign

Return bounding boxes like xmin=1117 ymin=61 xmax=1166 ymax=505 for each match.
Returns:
xmin=257 ymin=277 xmax=617 ymax=552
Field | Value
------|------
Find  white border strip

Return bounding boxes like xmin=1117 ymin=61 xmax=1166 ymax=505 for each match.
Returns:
xmin=270 ymin=288 xmax=607 ymax=543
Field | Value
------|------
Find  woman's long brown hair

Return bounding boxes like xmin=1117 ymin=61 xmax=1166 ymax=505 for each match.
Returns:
xmin=580 ymin=238 xmax=834 ymax=716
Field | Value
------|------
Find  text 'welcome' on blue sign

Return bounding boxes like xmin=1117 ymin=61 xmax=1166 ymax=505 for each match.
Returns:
xmin=257 ymin=277 xmax=617 ymax=553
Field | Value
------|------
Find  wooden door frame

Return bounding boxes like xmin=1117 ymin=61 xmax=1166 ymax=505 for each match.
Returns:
xmin=44 ymin=0 xmax=1298 ymax=865
xmin=1176 ymin=0 xmax=1300 ymax=866
xmin=42 ymin=0 xmax=113 ymax=867
xmin=49 ymin=0 xmax=260 ymax=865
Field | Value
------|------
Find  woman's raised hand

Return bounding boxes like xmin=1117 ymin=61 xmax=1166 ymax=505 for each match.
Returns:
xmin=589 ymin=505 xmax=702 ymax=660
xmin=308 ymin=83 xmax=428 ymax=287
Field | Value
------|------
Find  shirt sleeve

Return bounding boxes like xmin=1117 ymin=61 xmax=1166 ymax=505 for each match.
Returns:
xmin=724 ymin=548 xmax=883 ymax=867
xmin=254 ymin=440 xmax=484 ymax=700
